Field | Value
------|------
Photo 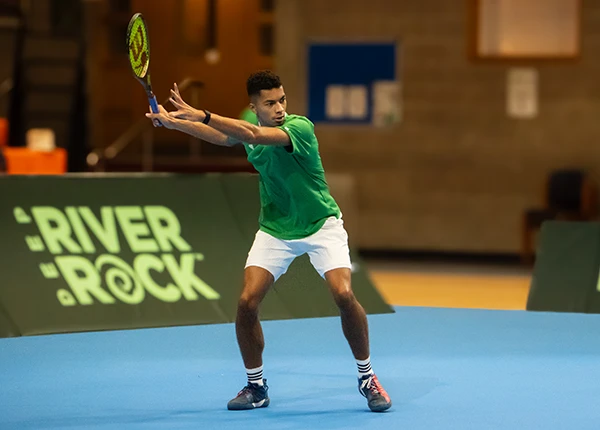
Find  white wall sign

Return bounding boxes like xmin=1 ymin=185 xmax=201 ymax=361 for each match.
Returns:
xmin=347 ymin=85 xmax=368 ymax=119
xmin=325 ymin=82 xmax=400 ymax=125
xmin=507 ymin=68 xmax=538 ymax=119
xmin=325 ymin=84 xmax=368 ymax=120
xmin=373 ymin=80 xmax=401 ymax=127
xmin=325 ymin=85 xmax=346 ymax=119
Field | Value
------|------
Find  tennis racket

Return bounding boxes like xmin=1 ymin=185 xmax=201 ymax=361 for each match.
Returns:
xmin=126 ymin=13 xmax=161 ymax=125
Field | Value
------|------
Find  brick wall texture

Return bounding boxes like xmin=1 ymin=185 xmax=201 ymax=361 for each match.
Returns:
xmin=276 ymin=0 xmax=600 ymax=253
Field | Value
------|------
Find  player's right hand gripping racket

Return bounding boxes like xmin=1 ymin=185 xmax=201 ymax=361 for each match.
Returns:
xmin=127 ymin=13 xmax=161 ymax=125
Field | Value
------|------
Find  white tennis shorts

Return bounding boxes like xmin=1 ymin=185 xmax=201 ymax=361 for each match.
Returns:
xmin=245 ymin=216 xmax=352 ymax=282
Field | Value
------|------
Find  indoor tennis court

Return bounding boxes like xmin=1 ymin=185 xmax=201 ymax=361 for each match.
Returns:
xmin=1 ymin=263 xmax=598 ymax=430
xmin=2 ymin=1 xmax=600 ymax=429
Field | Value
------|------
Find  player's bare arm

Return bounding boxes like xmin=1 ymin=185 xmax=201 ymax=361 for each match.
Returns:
xmin=204 ymin=114 xmax=290 ymax=147
xmin=146 ymin=105 xmax=240 ymax=147
xmin=168 ymin=83 xmax=291 ymax=147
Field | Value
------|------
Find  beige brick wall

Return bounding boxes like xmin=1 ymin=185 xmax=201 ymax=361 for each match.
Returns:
xmin=276 ymin=0 xmax=600 ymax=253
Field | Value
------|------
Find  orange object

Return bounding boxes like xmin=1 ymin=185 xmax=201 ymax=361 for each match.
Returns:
xmin=2 ymin=147 xmax=67 ymax=175
xmin=0 ymin=118 xmax=8 ymax=147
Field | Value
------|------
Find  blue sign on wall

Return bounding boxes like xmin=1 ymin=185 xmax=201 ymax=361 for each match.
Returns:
xmin=308 ymin=43 xmax=397 ymax=124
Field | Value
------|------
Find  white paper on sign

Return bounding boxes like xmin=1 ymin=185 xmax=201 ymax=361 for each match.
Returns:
xmin=325 ymin=85 xmax=346 ymax=119
xmin=507 ymin=68 xmax=538 ymax=119
xmin=372 ymin=80 xmax=401 ymax=127
xmin=348 ymin=85 xmax=368 ymax=119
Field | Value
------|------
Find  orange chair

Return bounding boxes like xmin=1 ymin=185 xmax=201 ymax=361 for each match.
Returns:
xmin=2 ymin=147 xmax=67 ymax=175
xmin=0 ymin=118 xmax=8 ymax=148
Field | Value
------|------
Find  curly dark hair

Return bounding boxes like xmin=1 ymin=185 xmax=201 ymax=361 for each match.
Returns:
xmin=246 ymin=70 xmax=282 ymax=97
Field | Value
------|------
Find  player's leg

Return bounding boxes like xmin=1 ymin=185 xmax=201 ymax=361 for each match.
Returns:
xmin=324 ymin=268 xmax=391 ymax=412
xmin=228 ymin=230 xmax=297 ymax=411
xmin=307 ymin=216 xmax=392 ymax=412
xmin=324 ymin=268 xmax=370 ymax=361
xmin=228 ymin=266 xmax=273 ymax=411
xmin=307 ymin=218 xmax=368 ymax=359
xmin=236 ymin=266 xmax=273 ymax=371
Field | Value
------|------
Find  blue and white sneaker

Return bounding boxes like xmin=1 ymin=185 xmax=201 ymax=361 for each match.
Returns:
xmin=227 ymin=380 xmax=270 ymax=410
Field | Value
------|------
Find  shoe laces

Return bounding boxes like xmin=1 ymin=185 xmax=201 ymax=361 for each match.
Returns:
xmin=237 ymin=384 xmax=254 ymax=397
xmin=238 ymin=382 xmax=264 ymax=397
xmin=365 ymin=375 xmax=383 ymax=395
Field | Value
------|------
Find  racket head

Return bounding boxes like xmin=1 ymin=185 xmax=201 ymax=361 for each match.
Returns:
xmin=126 ymin=13 xmax=151 ymax=83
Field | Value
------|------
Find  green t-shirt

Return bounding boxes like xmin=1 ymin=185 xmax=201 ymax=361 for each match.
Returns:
xmin=239 ymin=107 xmax=259 ymax=125
xmin=244 ymin=114 xmax=340 ymax=240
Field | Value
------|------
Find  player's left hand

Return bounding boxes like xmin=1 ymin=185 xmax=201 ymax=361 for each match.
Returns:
xmin=146 ymin=104 xmax=177 ymax=129
xmin=168 ymin=83 xmax=203 ymax=122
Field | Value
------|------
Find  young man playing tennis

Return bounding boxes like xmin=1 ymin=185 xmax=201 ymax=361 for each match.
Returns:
xmin=146 ymin=71 xmax=392 ymax=413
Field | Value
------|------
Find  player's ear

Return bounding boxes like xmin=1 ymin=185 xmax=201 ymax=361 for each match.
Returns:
xmin=249 ymin=103 xmax=257 ymax=114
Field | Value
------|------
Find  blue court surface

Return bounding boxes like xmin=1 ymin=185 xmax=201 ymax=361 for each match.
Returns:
xmin=1 ymin=306 xmax=600 ymax=430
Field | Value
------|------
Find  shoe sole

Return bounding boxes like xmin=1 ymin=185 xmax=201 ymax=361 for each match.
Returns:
xmin=369 ymin=401 xmax=392 ymax=412
xmin=227 ymin=398 xmax=270 ymax=410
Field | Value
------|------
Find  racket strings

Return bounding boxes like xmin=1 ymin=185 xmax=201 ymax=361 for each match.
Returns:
xmin=128 ymin=19 xmax=150 ymax=78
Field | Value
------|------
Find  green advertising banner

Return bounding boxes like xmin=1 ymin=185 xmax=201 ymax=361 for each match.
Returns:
xmin=527 ymin=221 xmax=600 ymax=314
xmin=0 ymin=174 xmax=392 ymax=337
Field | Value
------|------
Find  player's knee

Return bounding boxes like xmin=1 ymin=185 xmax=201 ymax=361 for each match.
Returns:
xmin=332 ymin=288 xmax=356 ymax=309
xmin=238 ymin=292 xmax=261 ymax=315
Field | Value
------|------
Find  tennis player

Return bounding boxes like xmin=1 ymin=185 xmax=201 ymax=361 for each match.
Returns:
xmin=146 ymin=71 xmax=392 ymax=412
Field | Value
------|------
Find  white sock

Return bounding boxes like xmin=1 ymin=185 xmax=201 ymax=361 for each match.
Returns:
xmin=356 ymin=356 xmax=373 ymax=378
xmin=246 ymin=365 xmax=264 ymax=386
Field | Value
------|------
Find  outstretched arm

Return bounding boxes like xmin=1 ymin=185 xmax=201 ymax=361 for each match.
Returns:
xmin=146 ymin=105 xmax=240 ymax=147
xmin=168 ymin=83 xmax=291 ymax=147
xmin=202 ymin=112 xmax=290 ymax=147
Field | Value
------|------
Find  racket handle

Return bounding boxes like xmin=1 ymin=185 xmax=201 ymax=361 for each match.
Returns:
xmin=149 ymin=95 xmax=159 ymax=113
xmin=148 ymin=94 xmax=162 ymax=127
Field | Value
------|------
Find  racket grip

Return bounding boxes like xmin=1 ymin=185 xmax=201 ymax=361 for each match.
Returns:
xmin=149 ymin=95 xmax=159 ymax=113
xmin=148 ymin=94 xmax=162 ymax=127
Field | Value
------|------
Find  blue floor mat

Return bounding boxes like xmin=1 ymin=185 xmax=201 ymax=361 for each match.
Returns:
xmin=1 ymin=306 xmax=600 ymax=429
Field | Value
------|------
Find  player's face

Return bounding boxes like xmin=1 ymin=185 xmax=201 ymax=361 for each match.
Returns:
xmin=251 ymin=86 xmax=287 ymax=127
